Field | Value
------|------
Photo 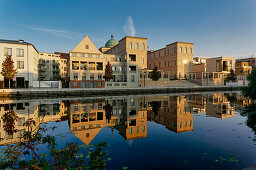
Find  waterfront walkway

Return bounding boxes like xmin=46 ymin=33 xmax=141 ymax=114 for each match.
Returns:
xmin=0 ymin=85 xmax=244 ymax=98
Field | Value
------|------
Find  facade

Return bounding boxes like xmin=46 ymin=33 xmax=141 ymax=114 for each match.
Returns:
xmin=235 ymin=61 xmax=252 ymax=85
xmin=0 ymin=39 xmax=39 ymax=88
xmin=104 ymin=36 xmax=148 ymax=88
xmin=38 ymin=52 xmax=61 ymax=81
xmin=206 ymin=56 xmax=235 ymax=74
xmin=235 ymin=62 xmax=252 ymax=75
xmin=69 ymin=35 xmax=105 ymax=88
xmin=69 ymin=34 xmax=147 ymax=88
xmin=236 ymin=57 xmax=256 ymax=70
xmin=147 ymin=42 xmax=194 ymax=79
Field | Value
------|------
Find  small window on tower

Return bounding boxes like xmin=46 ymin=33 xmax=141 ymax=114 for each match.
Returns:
xmin=85 ymin=45 xmax=89 ymax=49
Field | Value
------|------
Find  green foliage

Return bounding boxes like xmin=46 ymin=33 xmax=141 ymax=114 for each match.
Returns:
xmin=103 ymin=61 xmax=113 ymax=82
xmin=241 ymin=103 xmax=256 ymax=134
xmin=242 ymin=69 xmax=256 ymax=99
xmin=226 ymin=69 xmax=236 ymax=82
xmin=0 ymin=114 xmax=110 ymax=169
xmin=149 ymin=66 xmax=161 ymax=81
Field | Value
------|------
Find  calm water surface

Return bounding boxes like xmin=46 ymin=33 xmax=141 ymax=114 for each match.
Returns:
xmin=0 ymin=92 xmax=256 ymax=169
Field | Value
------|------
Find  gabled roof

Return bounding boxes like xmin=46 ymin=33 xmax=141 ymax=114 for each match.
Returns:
xmin=71 ymin=35 xmax=101 ymax=55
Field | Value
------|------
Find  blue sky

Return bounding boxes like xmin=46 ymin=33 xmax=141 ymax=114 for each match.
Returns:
xmin=0 ymin=0 xmax=255 ymax=58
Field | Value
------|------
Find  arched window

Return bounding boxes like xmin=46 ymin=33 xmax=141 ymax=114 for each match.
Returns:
xmin=189 ymin=48 xmax=192 ymax=53
xmin=135 ymin=43 xmax=138 ymax=50
xmin=142 ymin=43 xmax=145 ymax=50
xmin=180 ymin=47 xmax=182 ymax=53
xmin=129 ymin=42 xmax=132 ymax=49
xmin=185 ymin=47 xmax=187 ymax=53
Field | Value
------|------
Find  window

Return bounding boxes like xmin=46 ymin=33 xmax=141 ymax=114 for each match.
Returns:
xmin=17 ymin=48 xmax=24 ymax=57
xmin=129 ymin=66 xmax=136 ymax=72
xmin=72 ymin=53 xmax=76 ymax=57
xmin=73 ymin=73 xmax=78 ymax=80
xmin=189 ymin=47 xmax=192 ymax=53
xmin=4 ymin=48 xmax=12 ymax=56
xmin=73 ymin=82 xmax=78 ymax=87
xmin=135 ymin=43 xmax=138 ymax=50
xmin=112 ymin=66 xmax=116 ymax=71
xmin=168 ymin=49 xmax=170 ymax=55
xmin=80 ymin=54 xmax=84 ymax=57
xmin=142 ymin=43 xmax=145 ymax=50
xmin=96 ymin=62 xmax=103 ymax=70
xmin=96 ymin=55 xmax=100 ymax=58
xmin=98 ymin=81 xmax=102 ymax=87
xmin=185 ymin=47 xmax=187 ymax=53
xmin=131 ymin=75 xmax=135 ymax=82
xmin=90 ymin=73 xmax=94 ymax=80
xmin=129 ymin=54 xmax=136 ymax=61
xmin=72 ymin=61 xmax=79 ymax=70
xmin=129 ymin=42 xmax=132 ymax=49
xmin=174 ymin=47 xmax=177 ymax=54
xmin=98 ymin=74 xmax=102 ymax=80
xmin=17 ymin=61 xmax=24 ymax=69
xmin=80 ymin=62 xmax=87 ymax=70
xmin=180 ymin=47 xmax=182 ymax=53
xmin=85 ymin=45 xmax=89 ymax=49
xmin=82 ymin=73 xmax=86 ymax=80
xmin=141 ymin=58 xmax=144 ymax=64
xmin=88 ymin=54 xmax=92 ymax=58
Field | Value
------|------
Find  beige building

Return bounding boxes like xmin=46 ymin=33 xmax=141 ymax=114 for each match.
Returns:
xmin=69 ymin=34 xmax=147 ymax=88
xmin=206 ymin=56 xmax=235 ymax=74
xmin=39 ymin=52 xmax=61 ymax=81
xmin=147 ymin=42 xmax=194 ymax=79
xmin=0 ymin=39 xmax=39 ymax=88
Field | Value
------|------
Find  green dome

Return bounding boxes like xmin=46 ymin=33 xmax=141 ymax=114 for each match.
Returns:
xmin=105 ymin=33 xmax=118 ymax=47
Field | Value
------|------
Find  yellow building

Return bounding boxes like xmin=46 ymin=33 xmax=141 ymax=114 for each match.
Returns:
xmin=69 ymin=34 xmax=147 ymax=88
xmin=147 ymin=42 xmax=194 ymax=79
xmin=235 ymin=62 xmax=252 ymax=75
xmin=147 ymin=95 xmax=193 ymax=133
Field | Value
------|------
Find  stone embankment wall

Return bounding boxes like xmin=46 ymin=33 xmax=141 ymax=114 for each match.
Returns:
xmin=0 ymin=86 xmax=244 ymax=99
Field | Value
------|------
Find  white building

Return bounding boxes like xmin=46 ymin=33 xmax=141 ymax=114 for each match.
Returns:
xmin=0 ymin=39 xmax=39 ymax=88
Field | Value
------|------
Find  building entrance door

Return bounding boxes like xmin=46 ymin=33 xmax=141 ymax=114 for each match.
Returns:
xmin=16 ymin=77 xmax=25 ymax=88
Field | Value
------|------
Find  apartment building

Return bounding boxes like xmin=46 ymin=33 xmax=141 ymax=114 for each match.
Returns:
xmin=69 ymin=34 xmax=147 ymax=88
xmin=236 ymin=57 xmax=256 ymax=70
xmin=206 ymin=56 xmax=235 ymax=74
xmin=103 ymin=35 xmax=148 ymax=88
xmin=235 ymin=61 xmax=252 ymax=85
xmin=69 ymin=35 xmax=106 ymax=88
xmin=38 ymin=52 xmax=61 ymax=81
xmin=54 ymin=52 xmax=69 ymax=79
xmin=147 ymin=42 xmax=194 ymax=79
xmin=0 ymin=39 xmax=39 ymax=88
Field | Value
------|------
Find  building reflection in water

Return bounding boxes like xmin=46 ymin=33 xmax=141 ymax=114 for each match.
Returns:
xmin=0 ymin=92 xmax=250 ymax=146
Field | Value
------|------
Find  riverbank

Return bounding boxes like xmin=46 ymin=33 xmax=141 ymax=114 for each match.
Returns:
xmin=0 ymin=85 xmax=245 ymax=99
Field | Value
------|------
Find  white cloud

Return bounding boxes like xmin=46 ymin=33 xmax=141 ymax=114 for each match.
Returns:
xmin=26 ymin=26 xmax=83 ymax=40
xmin=123 ymin=16 xmax=136 ymax=36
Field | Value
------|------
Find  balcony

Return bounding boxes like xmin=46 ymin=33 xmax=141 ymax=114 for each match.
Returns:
xmin=39 ymin=68 xmax=47 ymax=72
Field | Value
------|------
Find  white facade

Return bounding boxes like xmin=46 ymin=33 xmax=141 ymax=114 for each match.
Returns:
xmin=0 ymin=39 xmax=39 ymax=88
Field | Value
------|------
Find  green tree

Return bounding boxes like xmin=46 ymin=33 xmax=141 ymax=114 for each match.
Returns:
xmin=149 ymin=66 xmax=161 ymax=82
xmin=1 ymin=55 xmax=18 ymax=89
xmin=226 ymin=69 xmax=236 ymax=82
xmin=103 ymin=61 xmax=113 ymax=82
xmin=242 ymin=69 xmax=256 ymax=99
